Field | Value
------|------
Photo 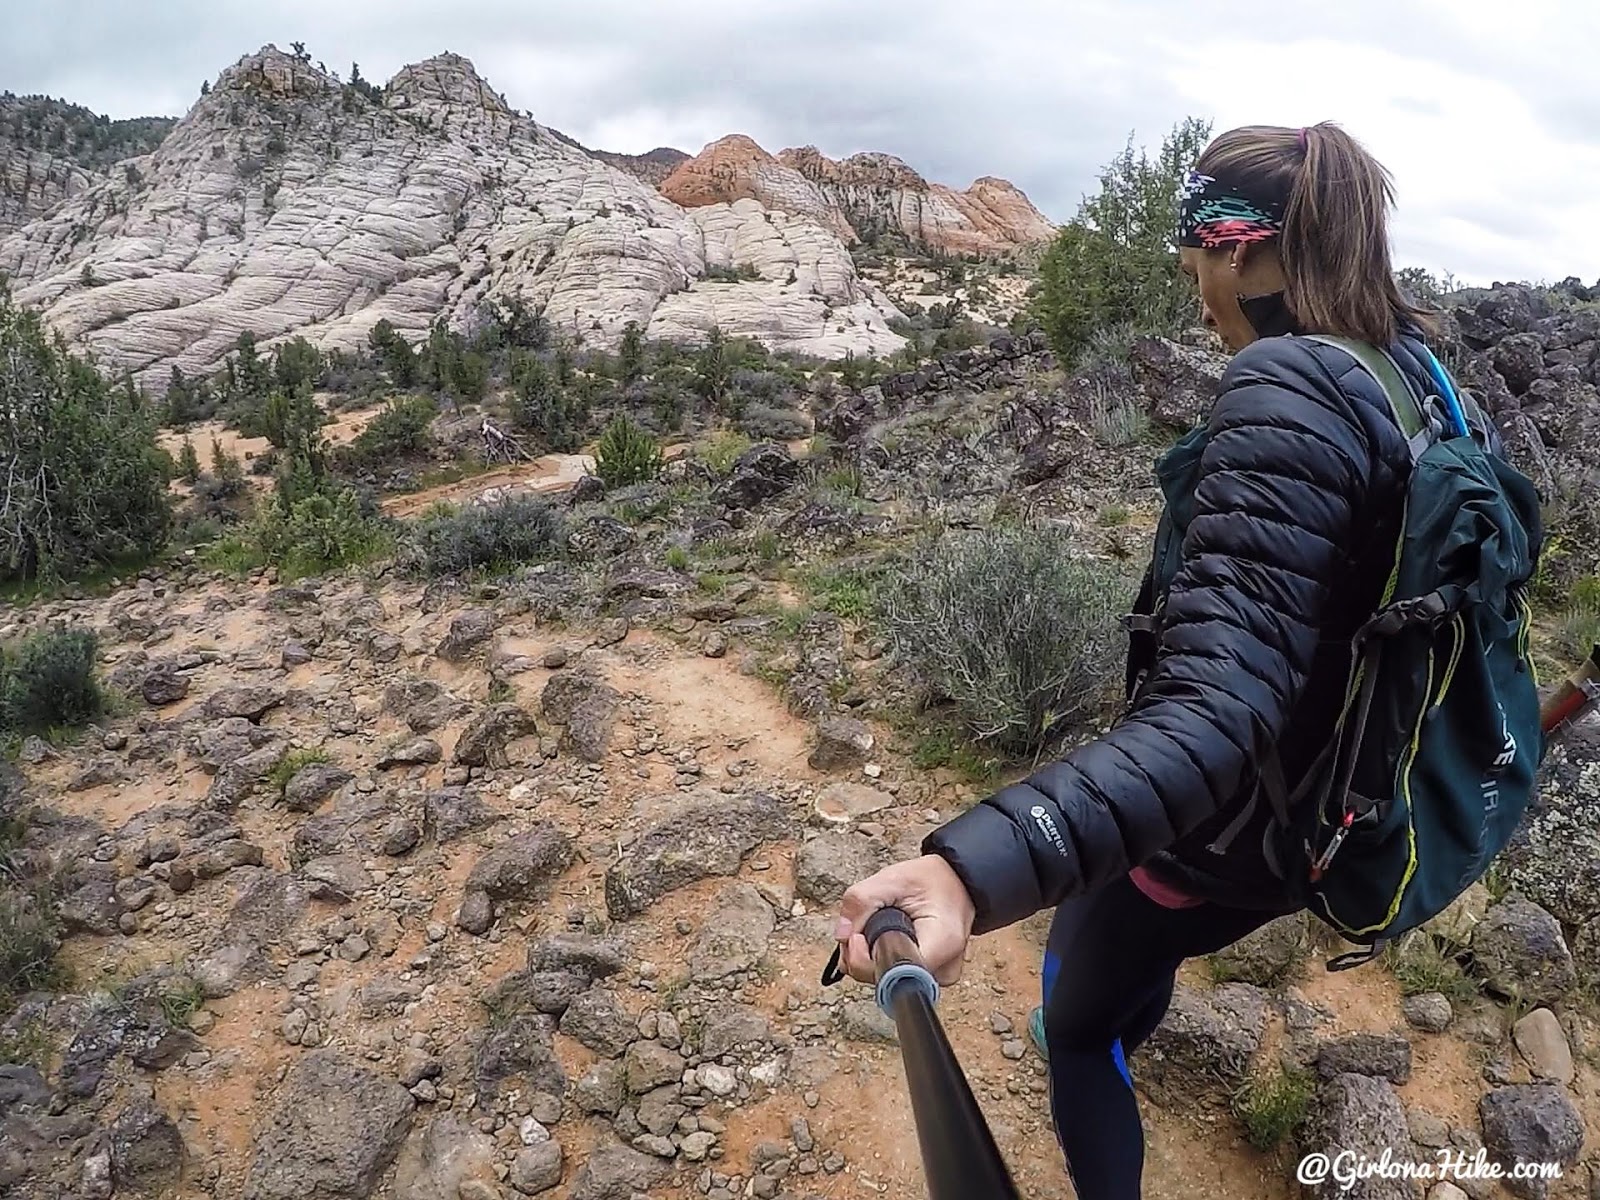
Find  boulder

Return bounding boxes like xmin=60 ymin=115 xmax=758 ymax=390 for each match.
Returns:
xmin=241 ymin=1050 xmax=414 ymax=1200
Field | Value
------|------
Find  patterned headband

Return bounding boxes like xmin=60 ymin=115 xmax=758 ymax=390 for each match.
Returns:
xmin=1176 ymin=170 xmax=1285 ymax=248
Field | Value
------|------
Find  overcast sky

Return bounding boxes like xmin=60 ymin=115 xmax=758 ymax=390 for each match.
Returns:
xmin=3 ymin=0 xmax=1597 ymax=287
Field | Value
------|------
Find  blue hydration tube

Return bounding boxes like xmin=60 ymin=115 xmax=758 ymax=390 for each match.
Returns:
xmin=1422 ymin=348 xmax=1471 ymax=439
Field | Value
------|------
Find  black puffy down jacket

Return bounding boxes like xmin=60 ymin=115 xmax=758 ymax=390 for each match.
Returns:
xmin=924 ymin=328 xmax=1458 ymax=934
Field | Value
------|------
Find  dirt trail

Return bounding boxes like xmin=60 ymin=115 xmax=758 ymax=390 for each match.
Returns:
xmin=380 ymin=452 xmax=596 ymax=518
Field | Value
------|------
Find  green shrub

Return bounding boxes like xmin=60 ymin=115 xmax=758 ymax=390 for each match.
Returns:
xmin=803 ymin=567 xmax=873 ymax=620
xmin=879 ymin=525 xmax=1131 ymax=753
xmin=594 ymin=415 xmax=663 ymax=489
xmin=1384 ymin=931 xmax=1480 ymax=1005
xmin=345 ymin=395 xmax=437 ymax=464
xmin=1560 ymin=607 xmax=1600 ymax=663
xmin=700 ymin=431 xmax=753 ymax=475
xmin=158 ymin=975 xmax=206 ymax=1030
xmin=0 ymin=782 xmax=62 ymax=1012
xmin=268 ymin=747 xmax=332 ymax=797
xmin=0 ymin=630 xmax=104 ymax=737
xmin=405 ymin=495 xmax=566 ymax=577
xmin=509 ymin=358 xmax=585 ymax=451
xmin=210 ymin=437 xmax=245 ymax=485
xmin=1558 ymin=576 xmax=1600 ymax=661
xmin=208 ymin=489 xmax=393 ymax=581
xmin=704 ymin=262 xmax=762 ymax=283
xmin=269 ymin=491 xmax=393 ymax=580
xmin=1231 ymin=1065 xmax=1314 ymax=1151
xmin=0 ymin=283 xmax=172 ymax=582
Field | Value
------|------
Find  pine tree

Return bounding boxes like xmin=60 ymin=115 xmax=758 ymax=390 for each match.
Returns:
xmin=695 ymin=326 xmax=733 ymax=412
xmin=0 ymin=283 xmax=170 ymax=581
xmin=618 ymin=321 xmax=646 ymax=384
xmin=166 ymin=365 xmax=197 ymax=427
xmin=177 ymin=438 xmax=201 ymax=483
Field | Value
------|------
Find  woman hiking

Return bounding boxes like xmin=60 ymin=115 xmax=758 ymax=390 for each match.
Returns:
xmin=832 ymin=122 xmax=1455 ymax=1199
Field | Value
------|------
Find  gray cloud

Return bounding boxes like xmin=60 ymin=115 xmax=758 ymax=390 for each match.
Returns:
xmin=2 ymin=0 xmax=1596 ymax=285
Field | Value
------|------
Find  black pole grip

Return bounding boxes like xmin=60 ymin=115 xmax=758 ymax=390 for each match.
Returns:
xmin=862 ymin=905 xmax=918 ymax=951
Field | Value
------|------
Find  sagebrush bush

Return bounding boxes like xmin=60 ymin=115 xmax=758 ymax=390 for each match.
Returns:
xmin=1087 ymin=379 xmax=1151 ymax=448
xmin=0 ymin=885 xmax=61 ymax=1004
xmin=0 ymin=629 xmax=105 ymax=736
xmin=880 ymin=525 xmax=1132 ymax=753
xmin=594 ymin=415 xmax=663 ymax=488
xmin=405 ymin=495 xmax=566 ymax=577
xmin=730 ymin=368 xmax=788 ymax=406
xmin=738 ymin=403 xmax=811 ymax=442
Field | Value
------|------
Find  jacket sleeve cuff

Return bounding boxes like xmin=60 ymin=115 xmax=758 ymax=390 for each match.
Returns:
xmin=921 ymin=802 xmax=1047 ymax=937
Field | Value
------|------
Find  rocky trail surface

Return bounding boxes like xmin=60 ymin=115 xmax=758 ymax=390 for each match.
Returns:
xmin=4 ymin=560 xmax=1600 ymax=1200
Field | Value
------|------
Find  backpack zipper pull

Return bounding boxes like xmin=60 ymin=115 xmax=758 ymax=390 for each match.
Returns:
xmin=1309 ymin=810 xmax=1356 ymax=882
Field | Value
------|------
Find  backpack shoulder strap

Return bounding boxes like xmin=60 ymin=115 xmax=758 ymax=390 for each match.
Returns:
xmin=1300 ymin=333 xmax=1436 ymax=462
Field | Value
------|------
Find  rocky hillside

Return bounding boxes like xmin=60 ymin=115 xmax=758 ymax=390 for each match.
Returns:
xmin=3 ymin=282 xmax=1600 ymax=1199
xmin=0 ymin=48 xmax=911 ymax=389
xmin=0 ymin=95 xmax=175 ymax=234
xmin=659 ymin=136 xmax=1055 ymax=256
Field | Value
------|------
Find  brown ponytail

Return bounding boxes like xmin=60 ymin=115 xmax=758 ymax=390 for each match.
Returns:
xmin=1194 ymin=122 xmax=1437 ymax=345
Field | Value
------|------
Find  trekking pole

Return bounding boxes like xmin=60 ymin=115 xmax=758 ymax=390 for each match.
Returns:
xmin=860 ymin=906 xmax=1023 ymax=1200
xmin=1541 ymin=642 xmax=1600 ymax=741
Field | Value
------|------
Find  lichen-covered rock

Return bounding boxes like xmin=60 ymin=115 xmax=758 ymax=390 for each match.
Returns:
xmin=559 ymin=989 xmax=637 ymax=1058
xmin=452 ymin=703 xmax=537 ymax=767
xmin=540 ymin=671 xmax=619 ymax=763
xmin=1208 ymin=914 xmax=1308 ymax=986
xmin=1479 ymin=1084 xmax=1585 ymax=1199
xmin=1299 ymin=1074 xmax=1419 ymax=1200
xmin=202 ymin=685 xmax=286 ymax=721
xmin=437 ymin=609 xmax=496 ymax=662
xmin=1314 ymin=1032 xmax=1414 ymax=1085
xmin=604 ymin=791 xmax=791 ymax=918
xmin=1472 ymin=898 xmax=1577 ymax=1005
xmin=242 ymin=1049 xmax=414 ymax=1200
xmin=795 ymin=832 xmax=883 ymax=905
xmin=109 ymin=1099 xmax=185 ymax=1194
xmin=807 ymin=716 xmax=875 ymax=772
xmin=1137 ymin=982 xmax=1270 ymax=1109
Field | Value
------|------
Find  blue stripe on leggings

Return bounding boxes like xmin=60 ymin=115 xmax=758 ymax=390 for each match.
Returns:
xmin=1111 ymin=1038 xmax=1132 ymax=1088
xmin=1042 ymin=949 xmax=1061 ymax=1004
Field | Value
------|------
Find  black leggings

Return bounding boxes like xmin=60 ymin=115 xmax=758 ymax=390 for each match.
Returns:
xmin=1041 ymin=874 xmax=1284 ymax=1199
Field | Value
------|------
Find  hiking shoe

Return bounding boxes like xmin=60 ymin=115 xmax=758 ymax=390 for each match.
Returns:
xmin=1029 ymin=1006 xmax=1048 ymax=1061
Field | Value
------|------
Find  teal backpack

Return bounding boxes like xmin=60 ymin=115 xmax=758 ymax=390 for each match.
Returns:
xmin=1132 ymin=334 xmax=1545 ymax=968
